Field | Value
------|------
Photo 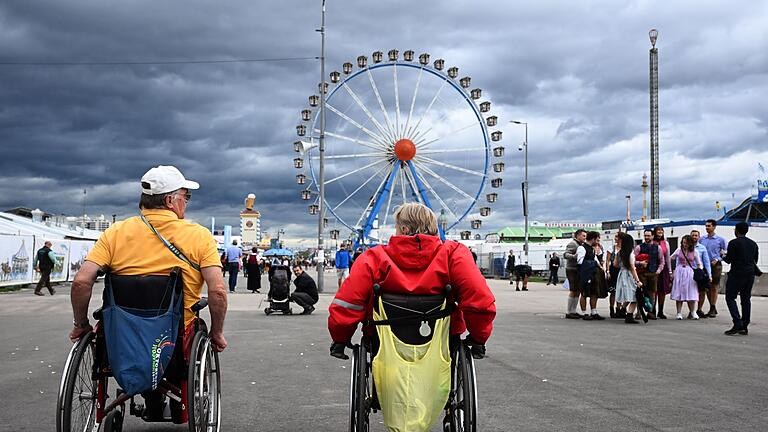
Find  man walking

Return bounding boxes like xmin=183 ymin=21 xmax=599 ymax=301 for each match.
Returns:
xmin=506 ymin=250 xmax=516 ymax=285
xmin=291 ymin=264 xmax=319 ymax=314
xmin=33 ymin=240 xmax=56 ymax=296
xmin=335 ymin=243 xmax=351 ymax=289
xmin=225 ymin=240 xmax=242 ymax=292
xmin=699 ymin=219 xmax=727 ymax=317
xmin=548 ymin=252 xmax=560 ymax=285
xmin=691 ymin=229 xmax=712 ymax=319
xmin=564 ymin=229 xmax=586 ymax=318
xmin=633 ymin=229 xmax=665 ymax=320
xmin=723 ymin=222 xmax=760 ymax=335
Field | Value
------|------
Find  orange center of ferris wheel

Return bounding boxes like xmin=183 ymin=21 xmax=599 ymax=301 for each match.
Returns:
xmin=394 ymin=138 xmax=416 ymax=161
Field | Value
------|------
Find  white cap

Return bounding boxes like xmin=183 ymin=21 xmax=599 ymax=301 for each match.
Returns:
xmin=140 ymin=165 xmax=200 ymax=195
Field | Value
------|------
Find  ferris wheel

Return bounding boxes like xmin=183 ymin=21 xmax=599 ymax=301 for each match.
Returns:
xmin=293 ymin=49 xmax=505 ymax=244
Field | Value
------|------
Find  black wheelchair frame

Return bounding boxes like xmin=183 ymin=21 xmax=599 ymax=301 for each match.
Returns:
xmin=56 ymin=271 xmax=221 ymax=432
xmin=348 ymin=284 xmax=478 ymax=432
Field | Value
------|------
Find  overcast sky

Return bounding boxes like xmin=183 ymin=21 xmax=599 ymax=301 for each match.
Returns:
xmin=1 ymin=1 xmax=766 ymax=240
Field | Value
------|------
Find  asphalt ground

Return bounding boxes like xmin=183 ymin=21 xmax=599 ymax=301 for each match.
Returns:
xmin=2 ymin=272 xmax=767 ymax=431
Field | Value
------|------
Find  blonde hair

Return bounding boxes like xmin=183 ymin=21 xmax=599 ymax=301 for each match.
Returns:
xmin=394 ymin=203 xmax=438 ymax=236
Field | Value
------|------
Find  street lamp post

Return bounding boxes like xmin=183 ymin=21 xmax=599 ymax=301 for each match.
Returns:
xmin=316 ymin=0 xmax=327 ymax=293
xmin=510 ymin=121 xmax=529 ymax=264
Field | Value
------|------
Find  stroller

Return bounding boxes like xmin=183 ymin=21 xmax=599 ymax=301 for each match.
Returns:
xmin=265 ymin=264 xmax=293 ymax=315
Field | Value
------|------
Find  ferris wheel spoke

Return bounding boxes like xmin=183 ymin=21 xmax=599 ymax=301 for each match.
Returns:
xmin=354 ymin=165 xmax=394 ymax=229
xmin=319 ymin=129 xmax=387 ymax=152
xmin=418 ymin=155 xmax=485 ymax=177
xmin=332 ymin=161 xmax=393 ymax=212
xmin=418 ymin=147 xmax=487 ymax=155
xmin=311 ymin=151 xmax=384 ymax=160
xmin=366 ymin=69 xmax=397 ymax=142
xmin=414 ymin=160 xmax=475 ymax=201
xmin=325 ymin=159 xmax=387 ymax=185
xmin=402 ymin=67 xmax=423 ymax=141
xmin=325 ymin=103 xmax=390 ymax=148
xmin=407 ymin=79 xmax=448 ymax=140
xmin=410 ymin=165 xmax=461 ymax=222
xmin=342 ymin=83 xmax=396 ymax=145
xmin=393 ymin=64 xmax=401 ymax=138
xmin=382 ymin=164 xmax=399 ymax=228
xmin=415 ymin=122 xmax=478 ymax=150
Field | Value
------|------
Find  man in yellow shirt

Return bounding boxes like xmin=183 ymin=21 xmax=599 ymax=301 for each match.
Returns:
xmin=68 ymin=165 xmax=228 ymax=352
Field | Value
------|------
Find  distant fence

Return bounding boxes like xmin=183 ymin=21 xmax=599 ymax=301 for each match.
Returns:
xmin=0 ymin=234 xmax=95 ymax=287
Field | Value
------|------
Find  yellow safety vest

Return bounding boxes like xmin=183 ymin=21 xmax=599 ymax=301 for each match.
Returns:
xmin=371 ymin=297 xmax=451 ymax=432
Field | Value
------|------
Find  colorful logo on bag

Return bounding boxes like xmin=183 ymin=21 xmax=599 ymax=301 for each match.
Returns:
xmin=151 ymin=331 xmax=174 ymax=387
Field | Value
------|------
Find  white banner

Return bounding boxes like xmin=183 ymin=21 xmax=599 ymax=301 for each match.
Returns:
xmin=0 ymin=234 xmax=35 ymax=287
xmin=32 ymin=238 xmax=70 ymax=283
xmin=68 ymin=240 xmax=95 ymax=281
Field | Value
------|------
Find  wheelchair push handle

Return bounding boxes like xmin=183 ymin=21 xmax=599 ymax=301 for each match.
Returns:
xmin=191 ymin=297 xmax=208 ymax=313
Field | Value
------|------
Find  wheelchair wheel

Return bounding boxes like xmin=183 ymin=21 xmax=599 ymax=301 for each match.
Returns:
xmin=447 ymin=343 xmax=477 ymax=432
xmin=57 ymin=331 xmax=98 ymax=432
xmin=188 ymin=331 xmax=222 ymax=432
xmin=349 ymin=344 xmax=370 ymax=432
xmin=103 ymin=408 xmax=124 ymax=432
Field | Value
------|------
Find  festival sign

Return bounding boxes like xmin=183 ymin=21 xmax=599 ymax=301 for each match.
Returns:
xmin=68 ymin=240 xmax=95 ymax=281
xmin=0 ymin=234 xmax=35 ymax=287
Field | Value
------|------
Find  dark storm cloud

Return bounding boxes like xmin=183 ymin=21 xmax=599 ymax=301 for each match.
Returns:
xmin=1 ymin=0 xmax=766 ymax=239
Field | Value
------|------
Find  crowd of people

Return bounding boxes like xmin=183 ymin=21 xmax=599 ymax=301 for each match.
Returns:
xmin=559 ymin=221 xmax=760 ymax=334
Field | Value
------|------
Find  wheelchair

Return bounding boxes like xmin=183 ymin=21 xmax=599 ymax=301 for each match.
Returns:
xmin=56 ymin=270 xmax=221 ymax=432
xmin=348 ymin=285 xmax=478 ymax=432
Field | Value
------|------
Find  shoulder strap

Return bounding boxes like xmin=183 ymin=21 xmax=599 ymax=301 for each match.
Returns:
xmin=140 ymin=214 xmax=201 ymax=272
xmin=682 ymin=250 xmax=693 ymax=267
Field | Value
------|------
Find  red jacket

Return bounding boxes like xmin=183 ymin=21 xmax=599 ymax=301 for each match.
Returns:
xmin=328 ymin=235 xmax=496 ymax=344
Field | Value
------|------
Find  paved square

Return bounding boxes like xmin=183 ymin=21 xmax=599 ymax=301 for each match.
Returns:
xmin=2 ymin=274 xmax=766 ymax=431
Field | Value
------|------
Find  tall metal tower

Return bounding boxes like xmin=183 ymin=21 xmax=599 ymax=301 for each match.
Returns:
xmin=649 ymin=29 xmax=660 ymax=219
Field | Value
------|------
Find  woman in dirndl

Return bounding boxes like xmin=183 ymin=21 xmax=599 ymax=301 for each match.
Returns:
xmin=605 ymin=232 xmax=622 ymax=318
xmin=670 ymin=235 xmax=703 ymax=320
xmin=614 ymin=232 xmax=644 ymax=324
xmin=653 ymin=226 xmax=673 ymax=319
xmin=592 ymin=236 xmax=608 ymax=300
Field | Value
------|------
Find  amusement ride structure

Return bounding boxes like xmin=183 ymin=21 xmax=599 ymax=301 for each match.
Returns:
xmin=294 ymin=49 xmax=506 ymax=245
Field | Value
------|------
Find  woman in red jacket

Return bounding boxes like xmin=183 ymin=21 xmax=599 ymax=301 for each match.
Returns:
xmin=328 ymin=202 xmax=496 ymax=359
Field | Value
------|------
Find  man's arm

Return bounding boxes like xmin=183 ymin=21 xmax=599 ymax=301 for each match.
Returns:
xmin=700 ymin=247 xmax=711 ymax=278
xmin=69 ymin=261 xmax=100 ymax=342
xmin=576 ymin=245 xmax=586 ymax=265
xmin=722 ymin=240 xmax=737 ymax=264
xmin=563 ymin=242 xmax=576 ymax=260
xmin=201 ymin=266 xmax=228 ymax=352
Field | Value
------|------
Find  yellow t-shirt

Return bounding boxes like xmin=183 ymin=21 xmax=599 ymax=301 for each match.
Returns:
xmin=86 ymin=209 xmax=221 ymax=326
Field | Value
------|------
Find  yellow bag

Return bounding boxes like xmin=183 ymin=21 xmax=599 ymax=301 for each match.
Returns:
xmin=371 ymin=297 xmax=451 ymax=432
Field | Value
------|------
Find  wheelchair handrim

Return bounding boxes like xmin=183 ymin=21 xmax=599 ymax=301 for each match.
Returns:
xmin=348 ymin=345 xmax=359 ymax=432
xmin=62 ymin=334 xmax=98 ymax=432
xmin=56 ymin=339 xmax=81 ymax=430
xmin=189 ymin=332 xmax=220 ymax=432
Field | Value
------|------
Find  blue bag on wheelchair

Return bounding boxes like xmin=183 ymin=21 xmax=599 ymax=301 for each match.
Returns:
xmin=102 ymin=272 xmax=182 ymax=396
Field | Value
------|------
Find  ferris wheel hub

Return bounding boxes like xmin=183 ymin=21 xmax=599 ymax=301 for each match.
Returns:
xmin=394 ymin=138 xmax=416 ymax=161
